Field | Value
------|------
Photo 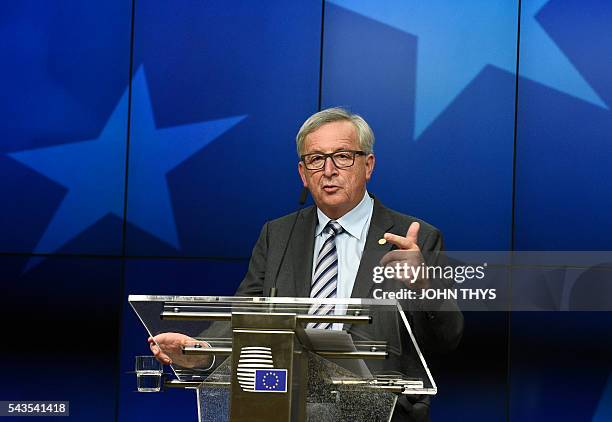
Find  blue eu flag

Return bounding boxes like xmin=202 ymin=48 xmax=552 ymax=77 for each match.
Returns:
xmin=254 ymin=369 xmax=287 ymax=393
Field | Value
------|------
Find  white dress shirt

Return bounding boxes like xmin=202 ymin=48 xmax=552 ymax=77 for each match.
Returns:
xmin=313 ymin=191 xmax=374 ymax=329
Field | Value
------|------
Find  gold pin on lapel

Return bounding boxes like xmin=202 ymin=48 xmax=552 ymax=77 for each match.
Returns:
xmin=378 ymin=238 xmax=387 ymax=245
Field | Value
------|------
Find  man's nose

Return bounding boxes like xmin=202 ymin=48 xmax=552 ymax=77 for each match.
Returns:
xmin=323 ymin=156 xmax=339 ymax=176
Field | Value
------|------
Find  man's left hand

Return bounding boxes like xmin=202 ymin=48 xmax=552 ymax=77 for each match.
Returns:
xmin=380 ymin=222 xmax=429 ymax=289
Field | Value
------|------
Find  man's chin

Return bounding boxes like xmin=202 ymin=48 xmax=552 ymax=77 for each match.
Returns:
xmin=315 ymin=197 xmax=350 ymax=218
xmin=318 ymin=191 xmax=344 ymax=204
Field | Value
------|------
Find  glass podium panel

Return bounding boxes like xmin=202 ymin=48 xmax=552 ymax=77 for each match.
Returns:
xmin=129 ymin=295 xmax=436 ymax=395
xmin=195 ymin=354 xmax=399 ymax=422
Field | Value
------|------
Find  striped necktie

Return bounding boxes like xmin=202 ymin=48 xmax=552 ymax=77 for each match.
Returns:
xmin=307 ymin=220 xmax=343 ymax=329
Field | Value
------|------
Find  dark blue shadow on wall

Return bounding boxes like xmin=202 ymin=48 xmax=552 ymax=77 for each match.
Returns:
xmin=514 ymin=75 xmax=612 ymax=250
xmin=538 ymin=0 xmax=612 ymax=108
xmin=510 ymin=311 xmax=612 ymax=422
xmin=0 ymin=255 xmax=121 ymax=422
xmin=429 ymin=312 xmax=508 ymax=422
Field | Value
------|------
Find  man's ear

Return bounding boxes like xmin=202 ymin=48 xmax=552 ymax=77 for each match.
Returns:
xmin=365 ymin=154 xmax=375 ymax=181
xmin=298 ymin=161 xmax=308 ymax=187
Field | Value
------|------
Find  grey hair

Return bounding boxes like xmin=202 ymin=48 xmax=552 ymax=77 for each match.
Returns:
xmin=295 ymin=107 xmax=375 ymax=157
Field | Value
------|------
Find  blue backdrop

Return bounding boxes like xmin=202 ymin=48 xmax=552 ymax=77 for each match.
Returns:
xmin=1 ymin=0 xmax=611 ymax=421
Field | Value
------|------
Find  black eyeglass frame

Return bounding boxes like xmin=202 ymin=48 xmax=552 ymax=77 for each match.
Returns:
xmin=300 ymin=150 xmax=367 ymax=170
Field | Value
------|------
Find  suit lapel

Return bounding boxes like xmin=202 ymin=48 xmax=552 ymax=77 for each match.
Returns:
xmin=291 ymin=206 xmax=317 ymax=298
xmin=351 ymin=198 xmax=394 ymax=299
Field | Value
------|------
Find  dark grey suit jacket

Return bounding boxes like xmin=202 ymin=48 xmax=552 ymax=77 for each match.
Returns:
xmin=234 ymin=195 xmax=463 ymax=421
xmin=236 ymin=196 xmax=462 ymax=351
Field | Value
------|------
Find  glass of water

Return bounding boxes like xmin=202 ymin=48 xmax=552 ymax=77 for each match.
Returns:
xmin=135 ymin=355 xmax=163 ymax=392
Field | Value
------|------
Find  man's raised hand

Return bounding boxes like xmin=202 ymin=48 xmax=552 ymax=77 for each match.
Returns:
xmin=380 ymin=222 xmax=428 ymax=288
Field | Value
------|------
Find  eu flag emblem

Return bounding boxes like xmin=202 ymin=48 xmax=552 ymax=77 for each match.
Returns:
xmin=254 ymin=369 xmax=287 ymax=393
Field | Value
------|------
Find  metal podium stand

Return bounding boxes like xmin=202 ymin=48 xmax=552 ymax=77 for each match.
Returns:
xmin=129 ymin=296 xmax=436 ymax=422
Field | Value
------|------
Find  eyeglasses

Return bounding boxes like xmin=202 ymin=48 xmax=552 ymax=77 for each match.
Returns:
xmin=300 ymin=150 xmax=367 ymax=170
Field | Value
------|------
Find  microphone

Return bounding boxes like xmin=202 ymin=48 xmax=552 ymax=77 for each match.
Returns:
xmin=298 ymin=186 xmax=308 ymax=205
xmin=269 ymin=187 xmax=308 ymax=297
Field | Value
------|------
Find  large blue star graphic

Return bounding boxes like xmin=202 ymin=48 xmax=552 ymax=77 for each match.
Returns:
xmin=329 ymin=0 xmax=608 ymax=139
xmin=9 ymin=67 xmax=246 ymax=265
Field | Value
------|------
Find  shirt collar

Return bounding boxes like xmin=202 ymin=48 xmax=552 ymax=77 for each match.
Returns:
xmin=315 ymin=191 xmax=373 ymax=239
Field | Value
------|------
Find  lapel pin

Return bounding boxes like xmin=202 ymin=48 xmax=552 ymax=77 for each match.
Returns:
xmin=378 ymin=238 xmax=387 ymax=245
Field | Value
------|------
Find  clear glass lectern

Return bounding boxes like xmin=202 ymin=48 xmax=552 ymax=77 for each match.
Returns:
xmin=129 ymin=295 xmax=436 ymax=422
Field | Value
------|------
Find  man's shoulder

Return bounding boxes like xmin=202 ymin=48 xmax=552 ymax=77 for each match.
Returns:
xmin=375 ymin=199 xmax=442 ymax=240
xmin=266 ymin=197 xmax=441 ymax=236
xmin=258 ymin=197 xmax=442 ymax=240
xmin=263 ymin=205 xmax=317 ymax=231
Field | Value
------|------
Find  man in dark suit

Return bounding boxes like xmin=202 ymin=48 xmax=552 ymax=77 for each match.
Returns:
xmin=150 ymin=107 xmax=463 ymax=421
